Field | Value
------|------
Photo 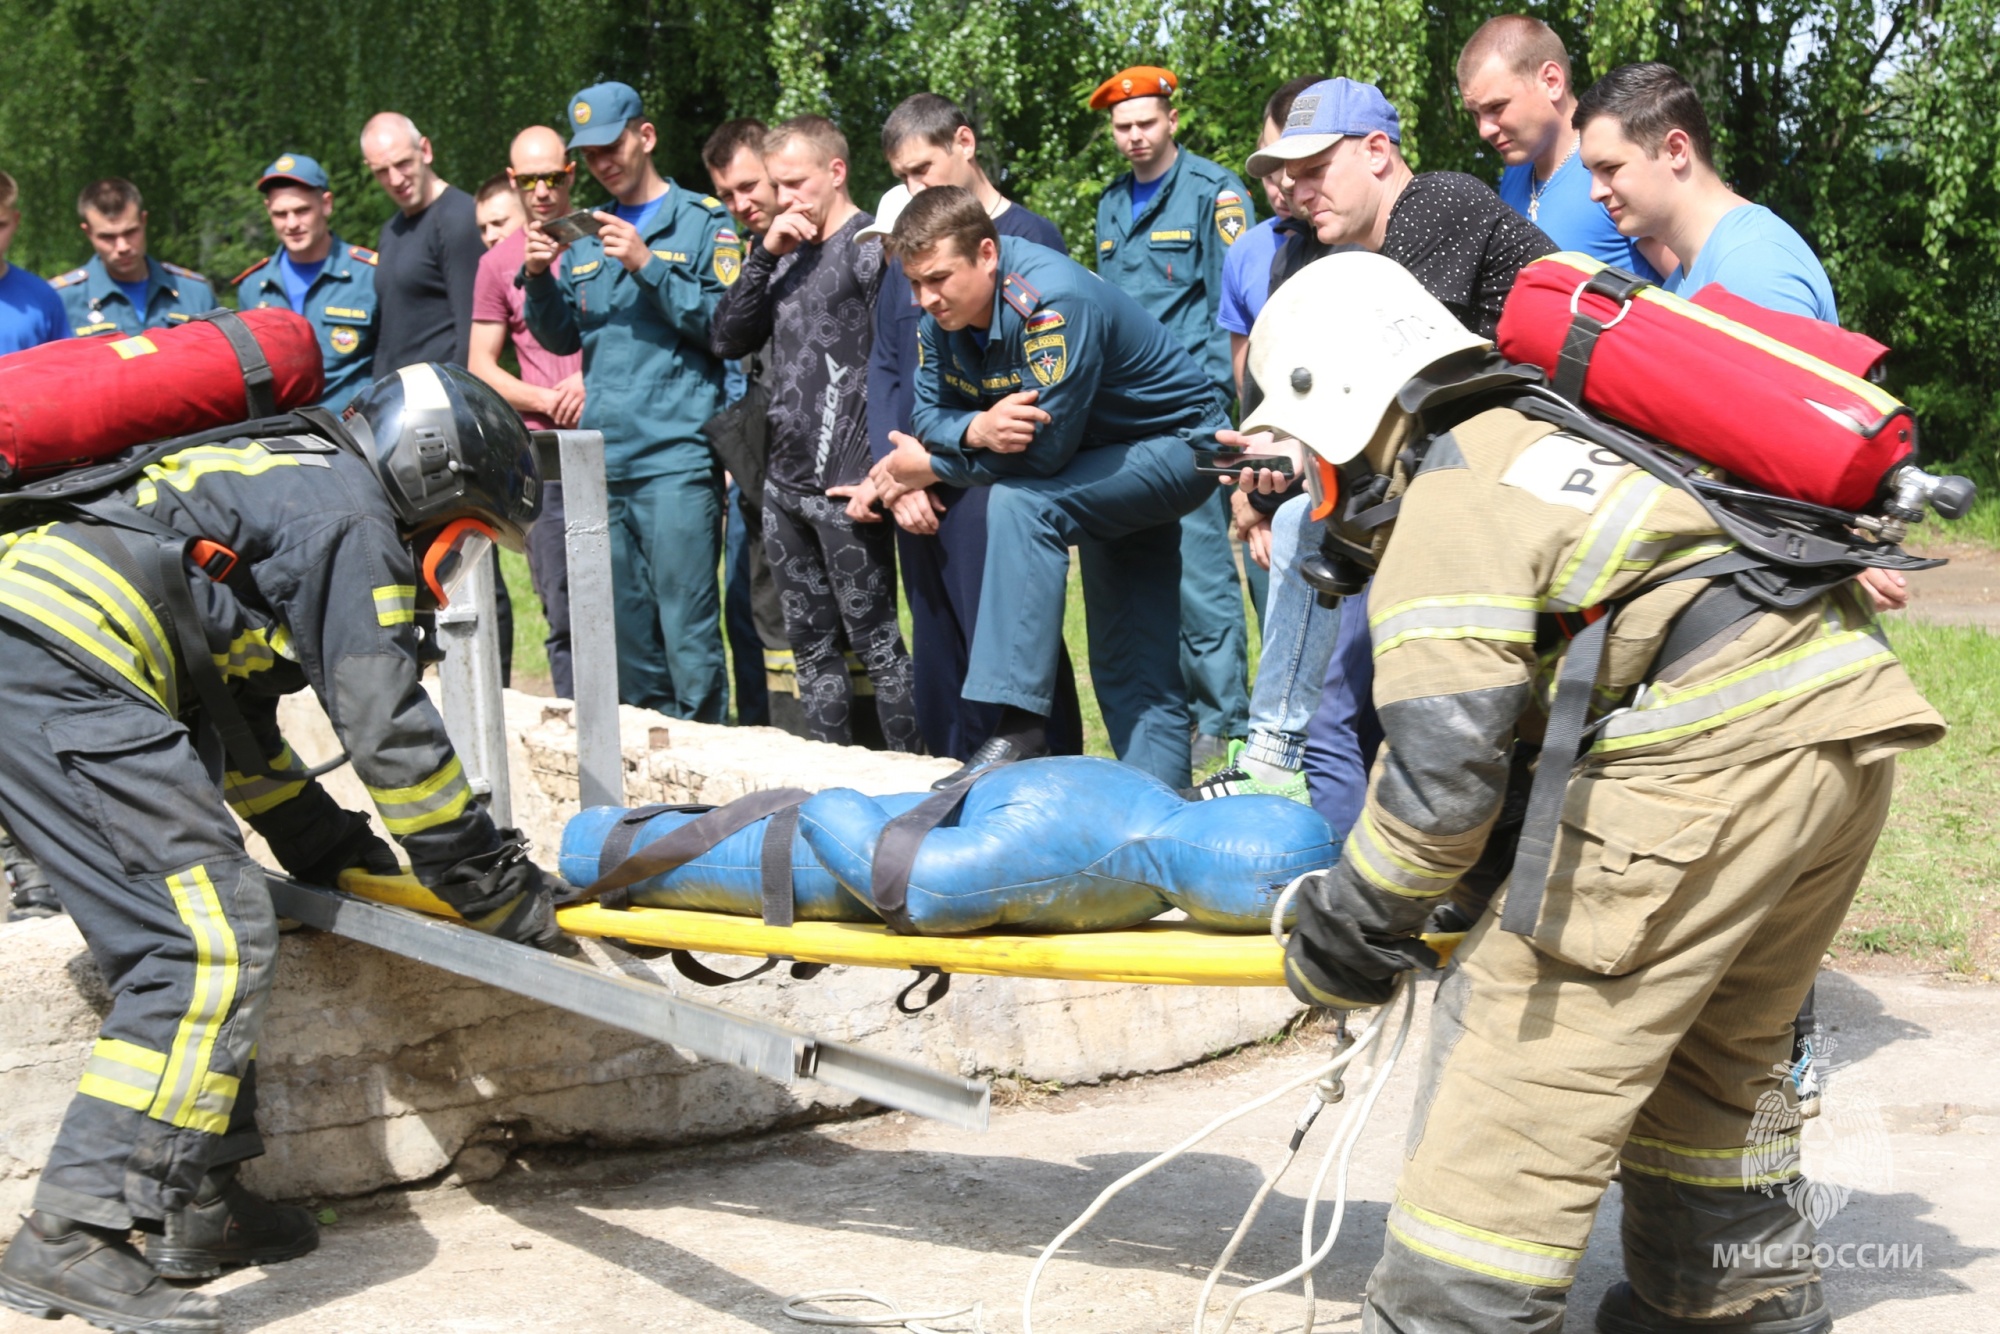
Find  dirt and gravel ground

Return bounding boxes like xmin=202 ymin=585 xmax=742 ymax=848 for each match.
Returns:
xmin=3 ymin=968 xmax=1985 ymax=1334
xmin=1903 ymin=542 xmax=2000 ymax=630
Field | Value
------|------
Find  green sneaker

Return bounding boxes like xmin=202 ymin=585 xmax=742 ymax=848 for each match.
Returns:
xmin=1180 ymin=761 xmax=1310 ymax=804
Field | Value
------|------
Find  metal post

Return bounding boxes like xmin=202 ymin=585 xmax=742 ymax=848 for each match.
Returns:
xmin=549 ymin=429 xmax=623 ymax=810
xmin=436 ymin=552 xmax=512 ymax=827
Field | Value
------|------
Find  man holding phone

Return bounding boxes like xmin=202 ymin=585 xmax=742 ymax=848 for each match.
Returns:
xmin=523 ymin=83 xmax=743 ymax=721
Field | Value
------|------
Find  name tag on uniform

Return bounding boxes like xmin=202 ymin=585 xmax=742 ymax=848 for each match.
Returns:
xmin=1150 ymin=229 xmax=1193 ymax=243
xmin=322 ymin=306 xmax=369 ymax=320
xmin=571 ymin=260 xmax=601 ymax=276
xmin=652 ymin=249 xmax=690 ymax=263
xmin=1500 ymin=434 xmax=1634 ymax=513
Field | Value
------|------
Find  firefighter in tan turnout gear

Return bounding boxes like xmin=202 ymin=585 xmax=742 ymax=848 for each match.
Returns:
xmin=1246 ymin=253 xmax=1943 ymax=1333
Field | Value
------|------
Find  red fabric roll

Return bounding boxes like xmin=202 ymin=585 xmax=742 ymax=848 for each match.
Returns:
xmin=0 ymin=309 xmax=324 ymax=483
xmin=1496 ymin=253 xmax=1913 ymax=513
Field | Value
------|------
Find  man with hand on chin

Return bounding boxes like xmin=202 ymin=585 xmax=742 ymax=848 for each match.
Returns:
xmin=871 ymin=186 xmax=1224 ymax=788
xmin=523 ymin=82 xmax=741 ymax=720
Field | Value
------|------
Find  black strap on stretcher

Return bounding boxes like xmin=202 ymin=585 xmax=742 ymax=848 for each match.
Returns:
xmin=1500 ymin=552 xmax=1763 ymax=937
xmin=192 ymin=309 xmax=279 ymax=421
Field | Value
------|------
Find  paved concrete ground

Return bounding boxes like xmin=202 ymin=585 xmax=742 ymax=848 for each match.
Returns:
xmin=4 ymin=967 xmax=1987 ymax=1333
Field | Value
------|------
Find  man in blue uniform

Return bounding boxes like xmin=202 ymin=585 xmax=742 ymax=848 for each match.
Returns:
xmin=0 ymin=365 xmax=570 ymax=1333
xmin=524 ymin=82 xmax=741 ymax=720
xmin=1090 ymin=65 xmax=1252 ymax=765
xmin=233 ymin=154 xmax=380 ymax=411
xmin=51 ymin=178 xmax=216 ymax=337
xmin=871 ymin=186 xmax=1225 ymax=787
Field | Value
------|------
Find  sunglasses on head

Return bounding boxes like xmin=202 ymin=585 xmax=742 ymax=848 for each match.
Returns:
xmin=509 ymin=166 xmax=575 ymax=190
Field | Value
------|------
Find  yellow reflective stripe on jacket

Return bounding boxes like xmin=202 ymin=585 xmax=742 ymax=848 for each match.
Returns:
xmin=367 ymin=756 xmax=473 ymax=835
xmin=1592 ymin=625 xmax=1895 ymax=754
xmin=151 ymin=865 xmax=241 ymax=1135
xmin=213 ymin=626 xmax=284 ymax=680
xmin=1387 ymin=1196 xmax=1583 ymax=1288
xmin=1370 ymin=594 xmax=1539 ymax=656
xmin=1545 ymin=471 xmax=1667 ymax=611
xmin=1621 ymin=1132 xmax=1799 ymax=1188
xmin=1345 ymin=812 xmax=1457 ymax=900
xmin=77 ymin=1037 xmax=167 ymax=1113
xmin=0 ymin=533 xmax=178 ymax=712
xmin=373 ymin=584 xmax=416 ymax=626
xmin=135 ymin=442 xmax=304 ymax=508
xmin=224 ymin=743 xmax=309 ymax=818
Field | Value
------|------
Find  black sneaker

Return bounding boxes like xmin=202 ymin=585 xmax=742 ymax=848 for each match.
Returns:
xmin=0 ymin=1211 xmax=220 ymax=1332
xmin=930 ymin=735 xmax=1048 ymax=790
xmin=147 ymin=1166 xmax=319 ymax=1281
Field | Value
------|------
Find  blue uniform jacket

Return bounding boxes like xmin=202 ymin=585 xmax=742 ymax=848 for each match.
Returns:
xmin=1093 ymin=149 xmax=1251 ymax=402
xmin=522 ymin=185 xmax=741 ymax=481
xmin=51 ymin=255 xmax=218 ymax=337
xmin=233 ymin=237 xmax=381 ymax=411
xmin=911 ymin=236 xmax=1224 ymax=487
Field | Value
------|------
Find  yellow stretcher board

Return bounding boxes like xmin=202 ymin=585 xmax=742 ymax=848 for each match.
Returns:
xmin=338 ymin=871 xmax=1289 ymax=987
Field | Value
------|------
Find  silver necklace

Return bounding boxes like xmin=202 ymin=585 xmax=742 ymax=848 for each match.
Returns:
xmin=1528 ymin=133 xmax=1580 ymax=222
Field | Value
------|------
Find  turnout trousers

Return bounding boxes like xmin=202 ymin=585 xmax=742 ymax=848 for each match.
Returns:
xmin=963 ymin=432 xmax=1210 ymax=786
xmin=0 ymin=622 xmax=274 ymax=1232
xmin=1365 ymin=739 xmax=1898 ymax=1332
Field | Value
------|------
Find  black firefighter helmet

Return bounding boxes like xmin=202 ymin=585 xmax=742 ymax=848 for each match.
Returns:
xmin=341 ymin=362 xmax=541 ymax=551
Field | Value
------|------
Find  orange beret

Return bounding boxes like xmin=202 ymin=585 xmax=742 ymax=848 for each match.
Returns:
xmin=1089 ymin=66 xmax=1179 ymax=111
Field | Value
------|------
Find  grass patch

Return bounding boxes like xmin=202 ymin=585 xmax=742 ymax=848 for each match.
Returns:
xmin=498 ymin=548 xmax=549 ymax=687
xmin=1936 ymin=492 xmax=2000 ymax=549
xmin=1837 ymin=619 xmax=2000 ymax=976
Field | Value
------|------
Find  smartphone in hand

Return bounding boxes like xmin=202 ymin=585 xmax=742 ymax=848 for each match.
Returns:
xmin=538 ymin=210 xmax=606 ymax=246
xmin=1193 ymin=448 xmax=1297 ymax=479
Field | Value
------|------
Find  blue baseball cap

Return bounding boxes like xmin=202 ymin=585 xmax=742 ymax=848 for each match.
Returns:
xmin=566 ymin=82 xmax=643 ymax=150
xmin=1245 ymin=78 xmax=1401 ymax=178
xmin=257 ymin=153 xmax=330 ymax=192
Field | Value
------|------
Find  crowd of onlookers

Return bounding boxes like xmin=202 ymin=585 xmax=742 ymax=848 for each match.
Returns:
xmin=0 ymin=12 xmax=1886 ymax=919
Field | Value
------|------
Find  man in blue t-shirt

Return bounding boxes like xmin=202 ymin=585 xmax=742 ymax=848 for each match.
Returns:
xmin=0 ymin=172 xmax=67 ymax=356
xmin=1576 ymin=62 xmax=1836 ymax=322
xmin=1458 ymin=14 xmax=1659 ymax=277
xmin=864 ymin=93 xmax=1079 ymax=763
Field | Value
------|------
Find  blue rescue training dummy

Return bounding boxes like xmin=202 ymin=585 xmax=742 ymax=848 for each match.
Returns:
xmin=559 ymin=756 xmax=1334 ymax=934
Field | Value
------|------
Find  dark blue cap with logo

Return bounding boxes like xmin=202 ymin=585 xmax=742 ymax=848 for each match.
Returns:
xmin=257 ymin=153 xmax=331 ymax=192
xmin=1245 ymin=78 xmax=1401 ymax=178
xmin=566 ymin=82 xmax=643 ymax=150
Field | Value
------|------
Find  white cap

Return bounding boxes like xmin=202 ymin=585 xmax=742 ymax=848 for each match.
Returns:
xmin=857 ymin=184 xmax=911 ymax=241
xmin=1242 ymin=251 xmax=1489 ymax=464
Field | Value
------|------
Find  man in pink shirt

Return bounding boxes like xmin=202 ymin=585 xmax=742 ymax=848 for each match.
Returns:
xmin=469 ymin=126 xmax=585 ymax=695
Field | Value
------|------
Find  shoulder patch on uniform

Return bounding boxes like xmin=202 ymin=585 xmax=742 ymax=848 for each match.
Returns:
xmin=231 ymin=257 xmax=272 ymax=286
xmin=348 ymin=245 xmax=379 ymax=266
xmin=1025 ymin=310 xmax=1065 ymax=333
xmin=1098 ymin=238 xmax=1115 ymax=252
xmin=1024 ymin=333 xmax=1067 ymax=387
xmin=1499 ymin=432 xmax=1635 ymax=513
xmin=1213 ymin=192 xmax=1248 ymax=246
xmin=50 ymin=267 xmax=88 ymax=290
xmin=161 ymin=261 xmax=208 ymax=283
xmin=1000 ymin=272 xmax=1041 ymax=318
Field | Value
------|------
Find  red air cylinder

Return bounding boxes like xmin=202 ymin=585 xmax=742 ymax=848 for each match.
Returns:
xmin=1496 ymin=253 xmax=1914 ymax=514
xmin=0 ymin=309 xmax=325 ymax=483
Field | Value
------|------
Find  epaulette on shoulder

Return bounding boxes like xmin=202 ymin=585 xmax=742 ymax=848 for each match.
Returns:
xmin=700 ymin=194 xmax=726 ymax=212
xmin=348 ymin=245 xmax=378 ymax=266
xmin=1000 ymin=271 xmax=1041 ymax=319
xmin=161 ymin=260 xmax=209 ymax=285
xmin=232 ymin=256 xmax=272 ymax=287
xmin=49 ymin=267 xmax=88 ymax=290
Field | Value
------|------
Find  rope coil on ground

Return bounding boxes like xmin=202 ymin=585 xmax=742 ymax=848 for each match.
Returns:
xmin=782 ymin=1288 xmax=984 ymax=1334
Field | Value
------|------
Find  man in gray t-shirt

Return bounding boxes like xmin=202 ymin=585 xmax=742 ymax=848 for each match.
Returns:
xmin=361 ymin=112 xmax=484 ymax=375
xmin=711 ymin=116 xmax=916 ymax=751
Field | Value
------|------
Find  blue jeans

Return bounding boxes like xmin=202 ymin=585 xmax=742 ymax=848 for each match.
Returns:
xmin=1302 ymin=585 xmax=1383 ymax=845
xmin=1242 ymin=494 xmax=1341 ymax=772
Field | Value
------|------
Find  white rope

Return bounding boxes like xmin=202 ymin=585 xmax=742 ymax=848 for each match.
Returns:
xmin=781 ymin=1289 xmax=983 ymax=1334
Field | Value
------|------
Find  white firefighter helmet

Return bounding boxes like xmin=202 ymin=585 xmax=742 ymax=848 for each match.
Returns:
xmin=1242 ymin=250 xmax=1490 ymax=465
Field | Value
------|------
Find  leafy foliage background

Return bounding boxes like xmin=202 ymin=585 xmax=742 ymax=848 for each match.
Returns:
xmin=4 ymin=0 xmax=1994 ymax=475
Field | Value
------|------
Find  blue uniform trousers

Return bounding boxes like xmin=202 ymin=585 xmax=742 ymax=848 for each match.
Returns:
xmin=0 ymin=624 xmax=274 ymax=1231
xmin=1179 ymin=487 xmax=1251 ymax=740
xmin=1301 ymin=587 xmax=1383 ymax=843
xmin=964 ymin=434 xmax=1209 ymax=786
xmin=609 ymin=470 xmax=727 ymax=722
xmin=897 ymin=483 xmax=1084 ymax=762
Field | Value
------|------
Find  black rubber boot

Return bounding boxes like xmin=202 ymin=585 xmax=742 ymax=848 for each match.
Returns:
xmin=147 ymin=1165 xmax=319 ymax=1281
xmin=1597 ymin=1279 xmax=1831 ymax=1333
xmin=0 ymin=1211 xmax=220 ymax=1333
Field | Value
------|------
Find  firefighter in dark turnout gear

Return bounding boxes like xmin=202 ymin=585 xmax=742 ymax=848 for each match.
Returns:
xmin=0 ymin=362 xmax=564 ymax=1333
